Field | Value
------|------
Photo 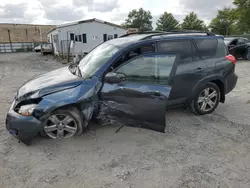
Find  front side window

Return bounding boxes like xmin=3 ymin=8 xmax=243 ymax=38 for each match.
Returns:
xmin=217 ymin=38 xmax=228 ymax=56
xmin=79 ymin=43 xmax=119 ymax=79
xmin=116 ymin=54 xmax=176 ymax=85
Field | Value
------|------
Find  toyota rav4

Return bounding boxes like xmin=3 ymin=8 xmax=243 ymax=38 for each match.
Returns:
xmin=6 ymin=31 xmax=238 ymax=144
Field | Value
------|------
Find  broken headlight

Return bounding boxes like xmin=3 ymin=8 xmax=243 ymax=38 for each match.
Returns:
xmin=18 ymin=104 xmax=37 ymax=116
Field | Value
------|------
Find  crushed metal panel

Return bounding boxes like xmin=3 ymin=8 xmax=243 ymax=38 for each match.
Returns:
xmin=100 ymin=83 xmax=171 ymax=133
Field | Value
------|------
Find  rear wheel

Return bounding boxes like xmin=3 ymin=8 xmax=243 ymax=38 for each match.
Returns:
xmin=191 ymin=83 xmax=220 ymax=115
xmin=41 ymin=107 xmax=84 ymax=139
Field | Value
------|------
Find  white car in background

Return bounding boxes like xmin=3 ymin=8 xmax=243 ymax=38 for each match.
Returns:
xmin=41 ymin=43 xmax=53 ymax=55
xmin=34 ymin=44 xmax=42 ymax=52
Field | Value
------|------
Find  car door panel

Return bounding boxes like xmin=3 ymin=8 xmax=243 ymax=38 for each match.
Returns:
xmin=101 ymin=53 xmax=178 ymax=133
xmin=101 ymin=83 xmax=171 ymax=132
xmin=169 ymin=59 xmax=207 ymax=101
xmin=230 ymin=39 xmax=246 ymax=58
xmin=157 ymin=39 xmax=207 ymax=105
xmin=228 ymin=39 xmax=239 ymax=57
xmin=238 ymin=39 xmax=247 ymax=56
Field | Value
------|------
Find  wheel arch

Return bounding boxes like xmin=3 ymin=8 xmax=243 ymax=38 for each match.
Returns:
xmin=210 ymin=79 xmax=225 ymax=103
xmin=189 ymin=77 xmax=225 ymax=104
xmin=40 ymin=104 xmax=85 ymax=138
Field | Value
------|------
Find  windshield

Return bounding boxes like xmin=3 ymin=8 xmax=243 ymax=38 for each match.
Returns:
xmin=78 ymin=43 xmax=119 ymax=79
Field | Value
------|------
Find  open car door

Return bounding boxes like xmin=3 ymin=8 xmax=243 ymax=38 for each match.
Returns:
xmin=100 ymin=53 xmax=179 ymax=133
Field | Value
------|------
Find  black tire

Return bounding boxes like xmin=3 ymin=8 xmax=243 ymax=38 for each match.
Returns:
xmin=190 ymin=82 xmax=220 ymax=115
xmin=40 ymin=107 xmax=85 ymax=138
xmin=244 ymin=51 xmax=249 ymax=60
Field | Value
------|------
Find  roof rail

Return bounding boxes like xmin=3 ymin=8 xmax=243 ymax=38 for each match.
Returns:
xmin=140 ymin=30 xmax=215 ymax=40
xmin=119 ymin=31 xmax=165 ymax=38
xmin=169 ymin=30 xmax=215 ymax=35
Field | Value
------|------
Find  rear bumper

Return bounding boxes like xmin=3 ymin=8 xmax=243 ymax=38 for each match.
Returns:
xmin=225 ymin=73 xmax=238 ymax=94
xmin=6 ymin=101 xmax=43 ymax=144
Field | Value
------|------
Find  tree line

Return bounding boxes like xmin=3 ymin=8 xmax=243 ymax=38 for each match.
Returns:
xmin=122 ymin=0 xmax=250 ymax=35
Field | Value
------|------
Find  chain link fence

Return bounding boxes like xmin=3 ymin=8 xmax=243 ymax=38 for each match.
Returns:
xmin=0 ymin=42 xmax=38 ymax=53
xmin=225 ymin=34 xmax=250 ymax=39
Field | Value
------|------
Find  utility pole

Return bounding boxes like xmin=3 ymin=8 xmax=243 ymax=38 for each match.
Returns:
xmin=39 ymin=26 xmax=42 ymax=42
xmin=7 ymin=29 xmax=13 ymax=52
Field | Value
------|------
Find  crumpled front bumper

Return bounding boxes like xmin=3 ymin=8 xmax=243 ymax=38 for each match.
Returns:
xmin=6 ymin=100 xmax=43 ymax=144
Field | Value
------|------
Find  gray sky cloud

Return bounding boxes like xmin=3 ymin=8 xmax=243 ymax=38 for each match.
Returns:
xmin=72 ymin=0 xmax=119 ymax=12
xmin=179 ymin=0 xmax=234 ymax=20
xmin=72 ymin=0 xmax=93 ymax=7
xmin=89 ymin=0 xmax=119 ymax=12
xmin=44 ymin=6 xmax=85 ymax=21
xmin=39 ymin=0 xmax=59 ymax=7
xmin=0 ymin=3 xmax=27 ymax=19
xmin=110 ymin=12 xmax=128 ymax=23
xmin=0 ymin=0 xmax=237 ymax=25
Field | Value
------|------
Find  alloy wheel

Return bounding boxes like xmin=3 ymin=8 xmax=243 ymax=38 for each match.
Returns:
xmin=44 ymin=114 xmax=77 ymax=139
xmin=197 ymin=88 xmax=218 ymax=112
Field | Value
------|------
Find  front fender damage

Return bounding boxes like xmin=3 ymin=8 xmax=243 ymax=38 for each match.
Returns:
xmin=27 ymin=77 xmax=167 ymax=144
xmin=35 ymin=79 xmax=101 ymax=129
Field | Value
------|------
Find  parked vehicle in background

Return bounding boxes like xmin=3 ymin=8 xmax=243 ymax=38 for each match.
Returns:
xmin=224 ymin=37 xmax=250 ymax=59
xmin=6 ymin=31 xmax=238 ymax=144
xmin=41 ymin=43 xmax=53 ymax=55
xmin=34 ymin=44 xmax=42 ymax=52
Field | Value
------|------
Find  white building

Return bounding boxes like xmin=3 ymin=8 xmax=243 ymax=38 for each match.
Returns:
xmin=47 ymin=18 xmax=127 ymax=56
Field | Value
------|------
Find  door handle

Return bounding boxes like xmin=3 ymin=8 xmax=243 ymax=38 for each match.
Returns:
xmin=151 ymin=92 xmax=161 ymax=96
xmin=196 ymin=67 xmax=204 ymax=72
xmin=150 ymin=92 xmax=166 ymax=100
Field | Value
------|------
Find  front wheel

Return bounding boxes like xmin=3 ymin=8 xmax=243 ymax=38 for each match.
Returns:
xmin=191 ymin=83 xmax=220 ymax=115
xmin=41 ymin=107 xmax=84 ymax=139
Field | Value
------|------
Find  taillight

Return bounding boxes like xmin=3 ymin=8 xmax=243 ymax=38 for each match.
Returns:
xmin=225 ymin=55 xmax=236 ymax=65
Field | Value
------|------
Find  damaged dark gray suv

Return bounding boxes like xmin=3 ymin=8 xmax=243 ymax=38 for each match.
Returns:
xmin=6 ymin=31 xmax=238 ymax=144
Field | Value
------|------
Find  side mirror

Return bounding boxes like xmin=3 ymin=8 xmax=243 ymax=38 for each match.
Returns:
xmin=104 ymin=72 xmax=125 ymax=84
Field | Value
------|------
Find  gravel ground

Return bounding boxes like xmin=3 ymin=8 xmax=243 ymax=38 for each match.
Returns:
xmin=1 ymin=52 xmax=250 ymax=188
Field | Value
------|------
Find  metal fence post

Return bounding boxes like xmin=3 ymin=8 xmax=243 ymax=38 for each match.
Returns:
xmin=61 ymin=40 xmax=63 ymax=57
xmin=67 ymin=40 xmax=70 ymax=63
xmin=7 ymin=30 xmax=13 ymax=52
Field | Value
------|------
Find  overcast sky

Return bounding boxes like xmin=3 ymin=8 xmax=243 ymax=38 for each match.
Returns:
xmin=0 ymin=0 xmax=234 ymax=27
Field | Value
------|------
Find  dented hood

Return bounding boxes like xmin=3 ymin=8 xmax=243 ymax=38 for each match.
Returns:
xmin=17 ymin=66 xmax=82 ymax=101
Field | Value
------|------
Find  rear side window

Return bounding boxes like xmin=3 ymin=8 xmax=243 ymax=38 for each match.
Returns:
xmin=195 ymin=38 xmax=227 ymax=59
xmin=157 ymin=40 xmax=199 ymax=63
xmin=217 ymin=38 xmax=228 ymax=56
